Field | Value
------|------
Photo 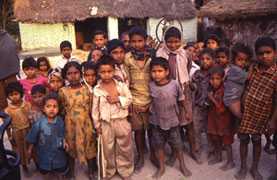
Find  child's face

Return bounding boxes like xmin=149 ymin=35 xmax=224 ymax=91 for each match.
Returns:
xmin=43 ymin=99 xmax=59 ymax=120
xmin=216 ymin=52 xmax=229 ymax=68
xmin=38 ymin=61 xmax=49 ymax=72
xmin=234 ymin=52 xmax=248 ymax=69
xmin=32 ymin=92 xmax=45 ymax=107
xmin=121 ymin=34 xmax=130 ymax=48
xmin=23 ymin=67 xmax=37 ymax=79
xmin=207 ymin=39 xmax=218 ymax=50
xmin=8 ymin=91 xmax=22 ymax=104
xmin=130 ymin=34 xmax=146 ymax=51
xmin=93 ymin=34 xmax=106 ymax=48
xmin=91 ymin=49 xmax=103 ymax=62
xmin=66 ymin=66 xmax=81 ymax=86
xmin=61 ymin=47 xmax=72 ymax=59
xmin=151 ymin=65 xmax=169 ymax=84
xmin=110 ymin=47 xmax=125 ymax=64
xmin=49 ymin=75 xmax=63 ymax=92
xmin=98 ymin=65 xmax=114 ymax=83
xmin=84 ymin=69 xmax=97 ymax=87
xmin=166 ymin=37 xmax=182 ymax=52
xmin=201 ymin=54 xmax=214 ymax=70
xmin=256 ymin=46 xmax=276 ymax=67
xmin=210 ymin=73 xmax=223 ymax=90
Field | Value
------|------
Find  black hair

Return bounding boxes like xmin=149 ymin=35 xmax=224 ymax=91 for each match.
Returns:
xmin=93 ymin=30 xmax=107 ymax=39
xmin=60 ymin=40 xmax=72 ymax=51
xmin=164 ymin=27 xmax=182 ymax=41
xmin=42 ymin=92 xmax=60 ymax=108
xmin=22 ymin=57 xmax=37 ymax=69
xmin=107 ymin=39 xmax=125 ymax=54
xmin=37 ymin=56 xmax=51 ymax=70
xmin=231 ymin=42 xmax=252 ymax=62
xmin=31 ymin=84 xmax=46 ymax=95
xmin=216 ymin=47 xmax=230 ymax=57
xmin=255 ymin=36 xmax=276 ymax=53
xmin=120 ymin=31 xmax=129 ymax=39
xmin=150 ymin=57 xmax=169 ymax=70
xmin=200 ymin=48 xmax=216 ymax=60
xmin=96 ymin=55 xmax=115 ymax=70
xmin=62 ymin=61 xmax=82 ymax=79
xmin=129 ymin=26 xmax=147 ymax=39
xmin=205 ymin=34 xmax=220 ymax=45
xmin=209 ymin=66 xmax=225 ymax=78
xmin=184 ymin=42 xmax=196 ymax=49
xmin=82 ymin=61 xmax=97 ymax=72
xmin=5 ymin=81 xmax=24 ymax=97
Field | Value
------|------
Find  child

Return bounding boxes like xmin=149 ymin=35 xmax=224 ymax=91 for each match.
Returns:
xmin=149 ymin=57 xmax=192 ymax=178
xmin=20 ymin=57 xmax=48 ymax=102
xmin=4 ymin=82 xmax=31 ymax=175
xmin=235 ymin=36 xmax=276 ymax=180
xmin=124 ymin=26 xmax=153 ymax=170
xmin=207 ymin=67 xmax=235 ymax=170
xmin=57 ymin=41 xmax=79 ymax=69
xmin=206 ymin=34 xmax=220 ymax=50
xmin=107 ymin=39 xmax=129 ymax=85
xmin=29 ymin=85 xmax=47 ymax=124
xmin=37 ymin=56 xmax=52 ymax=77
xmin=216 ymin=47 xmax=230 ymax=74
xmin=82 ymin=61 xmax=97 ymax=93
xmin=92 ymin=56 xmax=133 ymax=179
xmin=48 ymin=68 xmax=64 ymax=94
xmin=156 ymin=26 xmax=200 ymax=163
xmin=92 ymin=30 xmax=107 ymax=51
xmin=59 ymin=61 xmax=97 ymax=179
xmin=120 ymin=31 xmax=130 ymax=50
xmin=223 ymin=43 xmax=252 ymax=119
xmin=27 ymin=93 xmax=68 ymax=179
xmin=87 ymin=47 xmax=103 ymax=63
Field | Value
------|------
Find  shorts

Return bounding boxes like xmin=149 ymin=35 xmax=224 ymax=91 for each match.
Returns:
xmin=129 ymin=105 xmax=149 ymax=130
xmin=150 ymin=124 xmax=183 ymax=150
xmin=39 ymin=165 xmax=68 ymax=175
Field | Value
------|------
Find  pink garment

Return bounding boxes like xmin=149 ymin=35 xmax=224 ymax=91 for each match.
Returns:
xmin=20 ymin=75 xmax=48 ymax=102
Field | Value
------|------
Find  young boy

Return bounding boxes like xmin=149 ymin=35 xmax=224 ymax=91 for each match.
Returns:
xmin=92 ymin=30 xmax=107 ymax=51
xmin=206 ymin=34 xmax=220 ymax=50
xmin=57 ymin=40 xmax=79 ymax=69
xmin=216 ymin=47 xmax=230 ymax=74
xmin=120 ymin=31 xmax=130 ymax=50
xmin=29 ymin=85 xmax=47 ymax=123
xmin=92 ymin=56 xmax=133 ymax=179
xmin=235 ymin=36 xmax=277 ymax=180
xmin=149 ymin=57 xmax=192 ymax=178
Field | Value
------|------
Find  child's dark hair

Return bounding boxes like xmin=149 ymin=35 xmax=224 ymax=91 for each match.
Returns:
xmin=150 ymin=57 xmax=169 ymax=70
xmin=200 ymin=48 xmax=216 ymax=60
xmin=129 ymin=26 xmax=147 ymax=39
xmin=37 ymin=56 xmax=51 ymax=70
xmin=184 ymin=42 xmax=195 ymax=49
xmin=209 ymin=66 xmax=225 ymax=78
xmin=22 ymin=57 xmax=37 ymax=69
xmin=93 ymin=30 xmax=107 ymax=39
xmin=96 ymin=55 xmax=115 ymax=70
xmin=255 ymin=36 xmax=276 ymax=53
xmin=42 ymin=93 xmax=60 ymax=109
xmin=60 ymin=40 xmax=72 ymax=51
xmin=62 ymin=61 xmax=82 ymax=79
xmin=31 ymin=84 xmax=46 ymax=95
xmin=231 ymin=42 xmax=252 ymax=62
xmin=216 ymin=47 xmax=230 ymax=57
xmin=205 ymin=34 xmax=220 ymax=45
xmin=5 ymin=81 xmax=24 ymax=97
xmin=120 ymin=31 xmax=129 ymax=39
xmin=164 ymin=27 xmax=181 ymax=41
xmin=82 ymin=61 xmax=97 ymax=73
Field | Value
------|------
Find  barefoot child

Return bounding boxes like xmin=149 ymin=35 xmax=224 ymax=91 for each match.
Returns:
xmin=92 ymin=56 xmax=133 ymax=179
xmin=149 ymin=57 xmax=192 ymax=178
xmin=82 ymin=61 xmax=97 ymax=93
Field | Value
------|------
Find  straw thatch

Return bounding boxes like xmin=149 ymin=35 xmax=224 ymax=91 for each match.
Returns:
xmin=200 ymin=0 xmax=277 ymax=20
xmin=14 ymin=0 xmax=196 ymax=23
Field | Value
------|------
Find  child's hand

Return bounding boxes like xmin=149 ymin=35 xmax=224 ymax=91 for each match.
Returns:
xmin=107 ymin=96 xmax=119 ymax=104
xmin=63 ymin=139 xmax=69 ymax=151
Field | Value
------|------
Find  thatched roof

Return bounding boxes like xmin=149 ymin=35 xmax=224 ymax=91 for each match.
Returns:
xmin=14 ymin=0 xmax=196 ymax=23
xmin=200 ymin=0 xmax=277 ymax=20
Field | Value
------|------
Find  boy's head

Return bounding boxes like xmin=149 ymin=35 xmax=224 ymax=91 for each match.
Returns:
xmin=37 ymin=56 xmax=51 ymax=72
xmin=164 ymin=27 xmax=182 ymax=51
xmin=92 ymin=30 xmax=107 ymax=48
xmin=231 ymin=42 xmax=252 ymax=69
xmin=129 ymin=26 xmax=147 ymax=51
xmin=22 ymin=57 xmax=38 ymax=79
xmin=42 ymin=93 xmax=60 ymax=119
xmin=216 ymin=47 xmax=230 ymax=68
xmin=150 ymin=57 xmax=170 ymax=84
xmin=82 ymin=61 xmax=97 ymax=87
xmin=5 ymin=81 xmax=24 ymax=104
xmin=209 ymin=66 xmax=225 ymax=90
xmin=48 ymin=68 xmax=63 ymax=92
xmin=60 ymin=40 xmax=72 ymax=59
xmin=31 ymin=84 xmax=47 ymax=107
xmin=255 ymin=36 xmax=276 ymax=67
xmin=200 ymin=48 xmax=216 ymax=70
xmin=107 ymin=39 xmax=126 ymax=65
xmin=62 ymin=61 xmax=82 ymax=86
xmin=120 ymin=31 xmax=130 ymax=49
xmin=206 ymin=34 xmax=220 ymax=50
xmin=90 ymin=47 xmax=103 ymax=63
xmin=97 ymin=55 xmax=115 ymax=83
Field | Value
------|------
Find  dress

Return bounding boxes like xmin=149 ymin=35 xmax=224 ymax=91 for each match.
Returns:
xmin=59 ymin=85 xmax=96 ymax=164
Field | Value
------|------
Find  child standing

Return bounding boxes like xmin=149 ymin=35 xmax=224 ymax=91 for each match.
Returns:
xmin=91 ymin=30 xmax=107 ymax=52
xmin=82 ymin=61 xmax=97 ymax=93
xmin=207 ymin=67 xmax=235 ymax=170
xmin=4 ymin=82 xmax=31 ymax=175
xmin=92 ymin=57 xmax=133 ymax=179
xmin=20 ymin=57 xmax=48 ymax=102
xmin=59 ymin=61 xmax=97 ymax=179
xmin=235 ymin=36 xmax=277 ymax=180
xmin=29 ymin=85 xmax=47 ymax=124
xmin=37 ymin=56 xmax=52 ymax=77
xmin=56 ymin=41 xmax=79 ymax=69
xmin=205 ymin=34 xmax=220 ymax=50
xmin=48 ymin=68 xmax=64 ymax=94
xmin=27 ymin=94 xmax=68 ymax=179
xmin=216 ymin=47 xmax=230 ymax=74
xmin=149 ymin=57 xmax=192 ymax=178
xmin=87 ymin=47 xmax=103 ymax=63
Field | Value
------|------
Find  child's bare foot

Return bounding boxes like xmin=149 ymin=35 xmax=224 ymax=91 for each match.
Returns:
xmin=190 ymin=152 xmax=202 ymax=164
xmin=165 ymin=155 xmax=176 ymax=167
xmin=180 ymin=164 xmax=192 ymax=177
xmin=152 ymin=168 xmax=165 ymax=179
xmin=135 ymin=158 xmax=144 ymax=172
xmin=250 ymin=168 xmax=263 ymax=180
xmin=235 ymin=168 xmax=247 ymax=180
xmin=208 ymin=154 xmax=222 ymax=165
xmin=220 ymin=161 xmax=235 ymax=171
xmin=150 ymin=154 xmax=159 ymax=168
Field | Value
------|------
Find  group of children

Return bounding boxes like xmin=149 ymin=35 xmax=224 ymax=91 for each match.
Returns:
xmin=3 ymin=26 xmax=276 ymax=180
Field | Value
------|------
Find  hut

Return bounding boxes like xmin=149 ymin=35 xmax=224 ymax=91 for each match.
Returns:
xmin=200 ymin=0 xmax=277 ymax=46
xmin=14 ymin=0 xmax=197 ymax=51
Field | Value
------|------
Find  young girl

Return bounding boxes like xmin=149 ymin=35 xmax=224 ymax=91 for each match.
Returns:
xmin=48 ymin=68 xmax=64 ymax=94
xmin=59 ymin=61 xmax=97 ymax=179
xmin=87 ymin=47 xmax=103 ymax=63
xmin=205 ymin=34 xmax=220 ymax=50
xmin=207 ymin=67 xmax=235 ymax=170
xmin=223 ymin=43 xmax=252 ymax=119
xmin=20 ymin=57 xmax=48 ymax=102
xmin=37 ymin=56 xmax=52 ymax=77
xmin=81 ymin=61 xmax=97 ymax=93
xmin=149 ymin=57 xmax=192 ymax=178
xmin=27 ymin=93 xmax=68 ymax=179
xmin=4 ymin=82 xmax=31 ymax=175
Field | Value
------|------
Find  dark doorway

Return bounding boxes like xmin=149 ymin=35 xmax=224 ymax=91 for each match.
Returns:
xmin=118 ymin=18 xmax=147 ymax=37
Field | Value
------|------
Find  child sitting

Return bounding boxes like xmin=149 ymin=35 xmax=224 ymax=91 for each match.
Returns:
xmin=82 ymin=61 xmax=97 ymax=93
xmin=216 ymin=47 xmax=230 ymax=74
xmin=92 ymin=56 xmax=133 ymax=180
xmin=37 ymin=56 xmax=52 ymax=77
xmin=48 ymin=68 xmax=64 ymax=94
